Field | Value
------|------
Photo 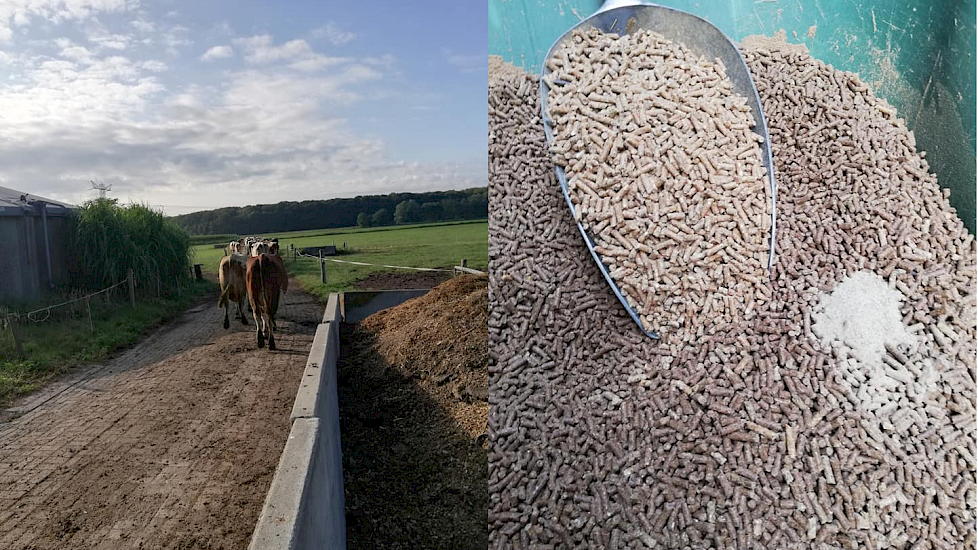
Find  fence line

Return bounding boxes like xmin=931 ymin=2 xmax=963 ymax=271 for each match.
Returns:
xmin=23 ymin=277 xmax=130 ymax=323
xmin=294 ymin=251 xmax=454 ymax=273
xmin=453 ymin=265 xmax=486 ymax=276
xmin=3 ymin=270 xmax=137 ymax=357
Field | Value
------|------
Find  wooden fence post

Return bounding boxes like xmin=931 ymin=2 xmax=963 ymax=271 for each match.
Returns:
xmin=461 ymin=258 xmax=468 ymax=268
xmin=319 ymin=250 xmax=326 ymax=283
xmin=86 ymin=296 xmax=93 ymax=334
xmin=129 ymin=268 xmax=136 ymax=308
xmin=8 ymin=315 xmax=23 ymax=358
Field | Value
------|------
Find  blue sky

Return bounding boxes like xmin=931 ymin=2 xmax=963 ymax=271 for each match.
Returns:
xmin=0 ymin=0 xmax=487 ymax=214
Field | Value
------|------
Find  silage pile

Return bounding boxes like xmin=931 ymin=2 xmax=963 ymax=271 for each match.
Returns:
xmin=488 ymin=34 xmax=976 ymax=550
xmin=360 ymin=274 xmax=488 ymax=436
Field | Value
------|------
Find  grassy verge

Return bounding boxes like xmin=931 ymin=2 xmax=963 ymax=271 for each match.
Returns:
xmin=0 ymin=279 xmax=216 ymax=404
xmin=191 ymin=222 xmax=488 ymax=301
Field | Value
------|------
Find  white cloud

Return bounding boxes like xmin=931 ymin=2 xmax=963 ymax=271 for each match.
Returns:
xmin=0 ymin=0 xmax=131 ymax=43
xmin=311 ymin=21 xmax=356 ymax=45
xmin=289 ymin=55 xmax=347 ymax=72
xmin=161 ymin=25 xmax=191 ymax=55
xmin=364 ymin=54 xmax=396 ymax=67
xmin=141 ymin=59 xmax=166 ymax=72
xmin=0 ymin=12 xmax=481 ymax=214
xmin=0 ymin=46 xmax=474 ymax=214
xmin=131 ymin=19 xmax=154 ymax=33
xmin=233 ymin=34 xmax=355 ymax=73
xmin=442 ymin=48 xmax=485 ymax=73
xmin=60 ymin=44 xmax=94 ymax=64
xmin=234 ymin=34 xmax=311 ymax=64
xmin=84 ymin=23 xmax=132 ymax=50
xmin=200 ymin=45 xmax=232 ymax=61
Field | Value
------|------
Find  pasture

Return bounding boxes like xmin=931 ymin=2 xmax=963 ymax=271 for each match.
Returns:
xmin=192 ymin=221 xmax=488 ymax=302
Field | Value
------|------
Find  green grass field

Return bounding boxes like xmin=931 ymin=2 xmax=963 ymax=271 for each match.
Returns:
xmin=191 ymin=221 xmax=488 ymax=301
xmin=0 ymin=280 xmax=215 ymax=404
xmin=189 ymin=219 xmax=487 ymax=247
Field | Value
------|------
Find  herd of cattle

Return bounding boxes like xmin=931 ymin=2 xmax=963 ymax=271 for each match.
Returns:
xmin=218 ymin=237 xmax=288 ymax=350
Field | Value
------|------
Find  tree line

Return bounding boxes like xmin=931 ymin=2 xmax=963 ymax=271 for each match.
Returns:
xmin=171 ymin=188 xmax=487 ymax=235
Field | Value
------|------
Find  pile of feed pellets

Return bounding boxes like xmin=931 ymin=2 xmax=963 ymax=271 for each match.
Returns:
xmin=488 ymin=30 xmax=976 ymax=550
xmin=545 ymin=28 xmax=772 ymax=335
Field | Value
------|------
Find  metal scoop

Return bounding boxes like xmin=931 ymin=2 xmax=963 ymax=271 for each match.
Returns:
xmin=540 ymin=0 xmax=777 ymax=339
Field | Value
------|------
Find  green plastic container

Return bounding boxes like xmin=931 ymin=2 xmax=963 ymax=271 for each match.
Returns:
xmin=489 ymin=0 xmax=976 ymax=232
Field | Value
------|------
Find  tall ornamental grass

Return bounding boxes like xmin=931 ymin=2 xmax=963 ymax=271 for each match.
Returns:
xmin=75 ymin=199 xmax=192 ymax=293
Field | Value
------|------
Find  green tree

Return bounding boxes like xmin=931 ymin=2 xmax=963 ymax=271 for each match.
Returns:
xmin=393 ymin=200 xmax=421 ymax=224
xmin=356 ymin=212 xmax=369 ymax=228
xmin=440 ymin=198 xmax=460 ymax=220
xmin=371 ymin=208 xmax=389 ymax=227
xmin=421 ymin=202 xmax=442 ymax=222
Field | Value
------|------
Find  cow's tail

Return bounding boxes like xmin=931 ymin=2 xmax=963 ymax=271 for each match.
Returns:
xmin=218 ymin=260 xmax=229 ymax=308
xmin=218 ymin=286 xmax=230 ymax=309
xmin=261 ymin=255 xmax=274 ymax=315
xmin=258 ymin=255 xmax=268 ymax=316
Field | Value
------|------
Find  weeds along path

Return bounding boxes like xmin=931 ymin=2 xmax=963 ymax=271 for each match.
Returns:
xmin=0 ymin=281 xmax=322 ymax=550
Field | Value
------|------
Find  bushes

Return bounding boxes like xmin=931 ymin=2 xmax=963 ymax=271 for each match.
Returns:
xmin=74 ymin=199 xmax=192 ymax=294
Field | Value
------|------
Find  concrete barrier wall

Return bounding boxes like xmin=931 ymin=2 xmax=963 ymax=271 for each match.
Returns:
xmin=248 ymin=418 xmax=319 ymax=549
xmin=250 ymin=295 xmax=345 ymax=550
xmin=250 ymin=289 xmax=435 ymax=550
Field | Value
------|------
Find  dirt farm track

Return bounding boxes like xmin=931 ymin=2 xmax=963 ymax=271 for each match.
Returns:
xmin=0 ymin=282 xmax=322 ymax=549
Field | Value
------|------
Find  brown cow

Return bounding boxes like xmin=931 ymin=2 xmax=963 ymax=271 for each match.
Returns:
xmin=250 ymin=240 xmax=287 ymax=293
xmin=246 ymin=253 xmax=286 ymax=350
xmin=218 ymin=253 xmax=249 ymax=329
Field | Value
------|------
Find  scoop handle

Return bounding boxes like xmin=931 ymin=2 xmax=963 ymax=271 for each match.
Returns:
xmin=595 ymin=0 xmax=647 ymax=15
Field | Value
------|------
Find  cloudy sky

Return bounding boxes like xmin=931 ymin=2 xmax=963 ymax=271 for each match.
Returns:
xmin=0 ymin=0 xmax=487 ymax=214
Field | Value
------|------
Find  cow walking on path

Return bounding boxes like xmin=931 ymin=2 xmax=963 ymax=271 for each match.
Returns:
xmin=246 ymin=253 xmax=286 ymax=350
xmin=218 ymin=254 xmax=249 ymax=329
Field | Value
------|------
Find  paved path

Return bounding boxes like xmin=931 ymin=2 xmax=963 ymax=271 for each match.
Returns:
xmin=0 ymin=285 xmax=322 ymax=549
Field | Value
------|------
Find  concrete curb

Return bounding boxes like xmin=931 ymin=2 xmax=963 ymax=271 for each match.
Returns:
xmin=250 ymin=294 xmax=345 ymax=550
xmin=322 ymin=293 xmax=340 ymax=325
xmin=290 ymin=327 xmax=329 ymax=420
xmin=248 ymin=417 xmax=318 ymax=550
xmin=250 ymin=290 xmax=433 ymax=550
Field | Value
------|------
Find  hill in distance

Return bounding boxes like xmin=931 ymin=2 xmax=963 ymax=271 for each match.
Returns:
xmin=170 ymin=187 xmax=487 ymax=236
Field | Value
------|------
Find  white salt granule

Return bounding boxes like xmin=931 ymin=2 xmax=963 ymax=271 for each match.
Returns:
xmin=811 ymin=271 xmax=915 ymax=364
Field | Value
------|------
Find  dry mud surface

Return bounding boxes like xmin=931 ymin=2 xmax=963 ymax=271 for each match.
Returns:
xmin=0 ymin=284 xmax=322 ymax=550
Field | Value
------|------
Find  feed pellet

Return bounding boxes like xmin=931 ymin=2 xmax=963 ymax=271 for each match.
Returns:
xmin=488 ymin=31 xmax=975 ymax=550
xmin=545 ymin=28 xmax=771 ymax=335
